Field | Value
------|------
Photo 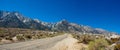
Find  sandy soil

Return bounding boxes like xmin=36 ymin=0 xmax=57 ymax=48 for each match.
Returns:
xmin=48 ymin=34 xmax=88 ymax=50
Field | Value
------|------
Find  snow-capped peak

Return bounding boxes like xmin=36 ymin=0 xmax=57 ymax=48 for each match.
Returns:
xmin=0 ymin=10 xmax=117 ymax=35
xmin=95 ymin=28 xmax=106 ymax=32
xmin=0 ymin=11 xmax=10 ymax=17
xmin=34 ymin=19 xmax=40 ymax=23
xmin=15 ymin=12 xmax=19 ymax=16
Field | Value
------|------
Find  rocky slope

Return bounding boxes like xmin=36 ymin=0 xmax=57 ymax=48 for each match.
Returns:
xmin=0 ymin=10 xmax=116 ymax=35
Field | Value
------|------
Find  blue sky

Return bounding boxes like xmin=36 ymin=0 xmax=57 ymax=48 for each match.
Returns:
xmin=0 ymin=0 xmax=120 ymax=33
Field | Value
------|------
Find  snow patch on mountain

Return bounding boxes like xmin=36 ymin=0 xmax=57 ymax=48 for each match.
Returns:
xmin=0 ymin=10 xmax=118 ymax=35
xmin=33 ymin=19 xmax=40 ymax=23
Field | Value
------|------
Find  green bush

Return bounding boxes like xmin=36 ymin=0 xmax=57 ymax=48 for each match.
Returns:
xmin=88 ymin=38 xmax=109 ymax=50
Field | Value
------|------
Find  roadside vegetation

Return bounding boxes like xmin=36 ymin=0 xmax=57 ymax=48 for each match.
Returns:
xmin=0 ymin=28 xmax=64 ymax=44
xmin=88 ymin=38 xmax=109 ymax=50
xmin=72 ymin=33 xmax=120 ymax=50
xmin=0 ymin=28 xmax=120 ymax=50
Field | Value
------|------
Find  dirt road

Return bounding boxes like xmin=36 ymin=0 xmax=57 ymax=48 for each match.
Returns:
xmin=0 ymin=34 xmax=87 ymax=50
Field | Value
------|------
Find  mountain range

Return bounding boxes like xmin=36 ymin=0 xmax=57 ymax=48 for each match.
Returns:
xmin=0 ymin=10 xmax=116 ymax=35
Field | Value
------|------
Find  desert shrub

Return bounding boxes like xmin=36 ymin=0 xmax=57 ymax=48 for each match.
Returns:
xmin=114 ymin=43 xmax=120 ymax=50
xmin=31 ymin=35 xmax=38 ymax=39
xmin=16 ymin=34 xmax=25 ymax=41
xmin=0 ymin=29 xmax=5 ymax=33
xmin=5 ymin=36 xmax=13 ymax=41
xmin=72 ymin=34 xmax=96 ymax=44
xmin=111 ymin=38 xmax=120 ymax=43
xmin=88 ymin=38 xmax=109 ymax=50
xmin=24 ymin=34 xmax=32 ymax=40
xmin=80 ymin=34 xmax=95 ymax=44
xmin=0 ymin=37 xmax=2 ymax=41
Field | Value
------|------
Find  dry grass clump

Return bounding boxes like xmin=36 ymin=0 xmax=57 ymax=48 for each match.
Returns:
xmin=110 ymin=38 xmax=120 ymax=44
xmin=72 ymin=34 xmax=97 ymax=44
xmin=88 ymin=38 xmax=109 ymax=50
xmin=72 ymin=33 xmax=111 ymax=50
xmin=16 ymin=34 xmax=25 ymax=41
xmin=114 ymin=43 xmax=120 ymax=50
